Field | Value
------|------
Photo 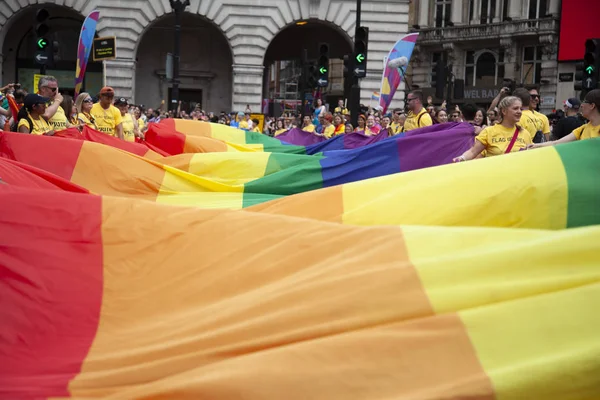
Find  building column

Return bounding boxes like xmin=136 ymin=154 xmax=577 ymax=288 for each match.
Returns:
xmin=493 ymin=0 xmax=502 ymax=22
xmin=470 ymin=0 xmax=481 ymax=24
xmin=452 ymin=0 xmax=464 ymax=25
xmin=232 ymin=64 xmax=263 ymax=113
xmin=500 ymin=38 xmax=516 ymax=82
xmin=547 ymin=0 xmax=560 ymax=17
xmin=104 ymin=59 xmax=136 ymax=102
xmin=418 ymin=0 xmax=429 ymax=27
xmin=508 ymin=0 xmax=522 ymax=19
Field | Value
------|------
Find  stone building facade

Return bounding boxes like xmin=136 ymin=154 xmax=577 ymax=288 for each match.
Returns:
xmin=0 ymin=0 xmax=410 ymax=113
xmin=411 ymin=0 xmax=563 ymax=113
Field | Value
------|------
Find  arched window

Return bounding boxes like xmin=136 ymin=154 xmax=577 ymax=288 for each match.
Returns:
xmin=464 ymin=49 xmax=505 ymax=87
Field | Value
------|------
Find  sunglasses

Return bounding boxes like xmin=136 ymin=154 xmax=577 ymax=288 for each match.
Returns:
xmin=530 ymin=94 xmax=540 ymax=99
xmin=83 ymin=99 xmax=93 ymax=103
xmin=42 ymin=87 xmax=57 ymax=92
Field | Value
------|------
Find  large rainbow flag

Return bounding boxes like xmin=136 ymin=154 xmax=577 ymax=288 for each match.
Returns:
xmin=1 ymin=120 xmax=599 ymax=398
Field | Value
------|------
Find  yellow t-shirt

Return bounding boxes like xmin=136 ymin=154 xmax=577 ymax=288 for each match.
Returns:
xmin=90 ymin=103 xmax=123 ymax=136
xmin=323 ymin=124 xmax=335 ymax=139
xmin=47 ymin=103 xmax=69 ymax=131
xmin=475 ymin=124 xmax=532 ymax=156
xmin=520 ymin=109 xmax=543 ymax=140
xmin=404 ymin=108 xmax=433 ymax=132
xmin=121 ymin=113 xmax=136 ymax=142
xmin=302 ymin=124 xmax=315 ymax=133
xmin=533 ymin=110 xmax=551 ymax=135
xmin=239 ymin=120 xmax=249 ymax=130
xmin=18 ymin=114 xmax=52 ymax=135
xmin=572 ymin=121 xmax=600 ymax=140
xmin=77 ymin=112 xmax=97 ymax=129
xmin=137 ymin=118 xmax=145 ymax=131
xmin=389 ymin=122 xmax=403 ymax=136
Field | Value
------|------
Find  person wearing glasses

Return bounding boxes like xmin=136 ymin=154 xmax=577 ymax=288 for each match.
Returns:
xmin=529 ymin=88 xmax=551 ymax=141
xmin=529 ymin=89 xmax=600 ymax=148
xmin=403 ymin=90 xmax=433 ymax=132
xmin=75 ymin=92 xmax=97 ymax=130
xmin=37 ymin=75 xmax=73 ymax=131
xmin=90 ymin=87 xmax=124 ymax=140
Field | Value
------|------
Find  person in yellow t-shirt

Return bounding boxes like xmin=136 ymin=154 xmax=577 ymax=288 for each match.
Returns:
xmin=134 ymin=108 xmax=146 ymax=132
xmin=530 ymin=89 xmax=600 ymax=149
xmin=512 ymin=88 xmax=541 ymax=142
xmin=251 ymin=118 xmax=262 ymax=133
xmin=333 ymin=99 xmax=349 ymax=115
xmin=403 ymin=90 xmax=433 ymax=132
xmin=36 ymin=75 xmax=73 ymax=131
xmin=314 ymin=112 xmax=335 ymax=138
xmin=75 ymin=92 xmax=97 ymax=130
xmin=90 ymin=87 xmax=123 ymax=139
xmin=389 ymin=109 xmax=405 ymax=136
xmin=454 ymin=96 xmax=531 ymax=161
xmin=115 ymin=97 xmax=140 ymax=142
xmin=301 ymin=115 xmax=315 ymax=133
xmin=529 ymin=88 xmax=551 ymax=141
xmin=17 ymin=94 xmax=54 ymax=136
xmin=238 ymin=112 xmax=252 ymax=130
xmin=274 ymin=119 xmax=288 ymax=136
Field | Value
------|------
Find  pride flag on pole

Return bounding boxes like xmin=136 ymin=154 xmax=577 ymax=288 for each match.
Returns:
xmin=74 ymin=10 xmax=100 ymax=98
xmin=379 ymin=33 xmax=419 ymax=114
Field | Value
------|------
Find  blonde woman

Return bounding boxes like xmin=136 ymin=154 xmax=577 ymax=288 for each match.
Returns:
xmin=75 ymin=92 xmax=97 ymax=129
xmin=453 ymin=96 xmax=532 ymax=161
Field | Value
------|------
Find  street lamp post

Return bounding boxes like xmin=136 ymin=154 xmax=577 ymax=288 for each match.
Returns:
xmin=169 ymin=0 xmax=190 ymax=112
xmin=350 ymin=0 xmax=362 ymax=127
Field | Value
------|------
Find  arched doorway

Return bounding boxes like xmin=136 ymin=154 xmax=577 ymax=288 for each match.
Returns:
xmin=135 ymin=13 xmax=233 ymax=114
xmin=263 ymin=20 xmax=353 ymax=116
xmin=1 ymin=5 xmax=102 ymax=96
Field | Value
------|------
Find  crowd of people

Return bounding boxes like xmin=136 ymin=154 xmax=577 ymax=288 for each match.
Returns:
xmin=1 ymin=76 xmax=598 ymax=161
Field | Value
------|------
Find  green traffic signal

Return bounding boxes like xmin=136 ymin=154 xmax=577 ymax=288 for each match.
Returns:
xmin=356 ymin=54 xmax=365 ymax=63
xmin=319 ymin=67 xmax=327 ymax=74
xmin=585 ymin=65 xmax=595 ymax=74
xmin=37 ymin=38 xmax=48 ymax=49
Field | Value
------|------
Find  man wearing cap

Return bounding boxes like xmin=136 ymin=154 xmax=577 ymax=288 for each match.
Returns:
xmin=37 ymin=75 xmax=73 ymax=131
xmin=552 ymin=98 xmax=584 ymax=140
xmin=17 ymin=94 xmax=54 ymax=135
xmin=115 ymin=97 xmax=142 ymax=142
xmin=90 ymin=87 xmax=123 ymax=139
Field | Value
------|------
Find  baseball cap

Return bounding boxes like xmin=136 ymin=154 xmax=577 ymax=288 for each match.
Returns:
xmin=24 ymin=93 xmax=49 ymax=110
xmin=564 ymin=98 xmax=580 ymax=109
xmin=114 ymin=97 xmax=129 ymax=106
xmin=99 ymin=86 xmax=115 ymax=95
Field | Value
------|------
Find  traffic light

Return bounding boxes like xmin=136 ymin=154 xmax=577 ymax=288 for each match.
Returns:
xmin=353 ymin=27 xmax=369 ymax=78
xmin=307 ymin=62 xmax=318 ymax=88
xmin=583 ymin=38 xmax=600 ymax=90
xmin=317 ymin=43 xmax=329 ymax=87
xmin=34 ymin=8 xmax=52 ymax=68
xmin=432 ymin=61 xmax=447 ymax=99
xmin=343 ymin=54 xmax=353 ymax=76
xmin=35 ymin=8 xmax=50 ymax=37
